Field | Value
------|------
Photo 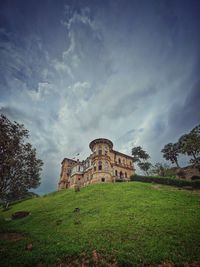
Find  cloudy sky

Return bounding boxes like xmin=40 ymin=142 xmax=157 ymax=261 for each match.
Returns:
xmin=0 ymin=0 xmax=200 ymax=194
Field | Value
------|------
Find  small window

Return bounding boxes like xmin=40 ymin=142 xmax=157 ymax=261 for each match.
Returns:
xmin=94 ymin=166 xmax=96 ymax=171
xmin=125 ymin=172 xmax=127 ymax=178
xmin=115 ymin=170 xmax=118 ymax=176
xmin=101 ymin=178 xmax=105 ymax=182
xmin=105 ymin=161 xmax=109 ymax=171
xmin=98 ymin=150 xmax=102 ymax=155
xmin=118 ymin=158 xmax=121 ymax=164
xmin=130 ymin=161 xmax=132 ymax=166
xmin=98 ymin=161 xmax=102 ymax=170
xmin=105 ymin=146 xmax=108 ymax=155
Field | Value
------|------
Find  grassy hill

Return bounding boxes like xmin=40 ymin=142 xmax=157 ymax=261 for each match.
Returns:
xmin=0 ymin=182 xmax=200 ymax=266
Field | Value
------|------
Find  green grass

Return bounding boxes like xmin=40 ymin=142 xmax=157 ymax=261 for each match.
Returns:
xmin=0 ymin=182 xmax=200 ymax=266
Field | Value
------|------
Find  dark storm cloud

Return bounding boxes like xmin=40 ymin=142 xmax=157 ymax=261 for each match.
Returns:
xmin=168 ymin=80 xmax=200 ymax=136
xmin=0 ymin=0 xmax=200 ymax=193
xmin=107 ymin=86 xmax=157 ymax=119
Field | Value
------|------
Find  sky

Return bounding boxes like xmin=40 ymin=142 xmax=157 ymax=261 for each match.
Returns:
xmin=0 ymin=0 xmax=200 ymax=194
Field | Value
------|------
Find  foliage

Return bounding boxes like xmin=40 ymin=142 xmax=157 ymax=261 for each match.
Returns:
xmin=150 ymin=162 xmax=171 ymax=176
xmin=0 ymin=183 xmax=200 ymax=266
xmin=131 ymin=146 xmax=150 ymax=162
xmin=178 ymin=124 xmax=200 ymax=169
xmin=138 ymin=161 xmax=152 ymax=175
xmin=190 ymin=157 xmax=200 ymax=171
xmin=178 ymin=132 xmax=200 ymax=159
xmin=161 ymin=124 xmax=200 ymax=168
xmin=131 ymin=146 xmax=151 ymax=175
xmin=0 ymin=115 xmax=43 ymax=203
xmin=192 ymin=124 xmax=200 ymax=135
xmin=130 ymin=174 xmax=200 ymax=189
xmin=161 ymin=143 xmax=180 ymax=167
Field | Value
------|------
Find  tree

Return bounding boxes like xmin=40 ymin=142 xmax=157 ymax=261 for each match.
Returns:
xmin=192 ymin=124 xmax=200 ymax=135
xmin=0 ymin=115 xmax=43 ymax=205
xmin=150 ymin=162 xmax=170 ymax=176
xmin=178 ymin=124 xmax=200 ymax=160
xmin=178 ymin=133 xmax=200 ymax=160
xmin=138 ymin=162 xmax=152 ymax=175
xmin=131 ymin=146 xmax=150 ymax=163
xmin=132 ymin=146 xmax=151 ymax=175
xmin=161 ymin=143 xmax=180 ymax=167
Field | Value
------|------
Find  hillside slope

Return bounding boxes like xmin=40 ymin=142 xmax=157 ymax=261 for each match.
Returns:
xmin=0 ymin=182 xmax=200 ymax=266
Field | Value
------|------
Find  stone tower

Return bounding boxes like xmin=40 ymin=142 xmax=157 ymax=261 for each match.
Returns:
xmin=89 ymin=138 xmax=114 ymax=183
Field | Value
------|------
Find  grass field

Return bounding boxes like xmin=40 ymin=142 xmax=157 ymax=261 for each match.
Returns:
xmin=0 ymin=182 xmax=200 ymax=266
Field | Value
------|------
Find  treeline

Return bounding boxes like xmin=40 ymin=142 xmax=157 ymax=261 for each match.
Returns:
xmin=161 ymin=124 xmax=200 ymax=168
xmin=130 ymin=174 xmax=200 ymax=189
xmin=131 ymin=124 xmax=200 ymax=176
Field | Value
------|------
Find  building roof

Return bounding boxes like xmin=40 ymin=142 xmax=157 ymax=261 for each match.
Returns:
xmin=61 ymin=158 xmax=77 ymax=164
xmin=113 ymin=150 xmax=134 ymax=160
xmin=89 ymin=138 xmax=113 ymax=150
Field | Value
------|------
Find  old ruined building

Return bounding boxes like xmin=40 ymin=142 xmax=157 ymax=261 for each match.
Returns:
xmin=58 ymin=138 xmax=135 ymax=190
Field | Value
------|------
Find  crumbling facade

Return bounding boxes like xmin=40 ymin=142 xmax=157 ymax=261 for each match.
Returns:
xmin=58 ymin=138 xmax=135 ymax=190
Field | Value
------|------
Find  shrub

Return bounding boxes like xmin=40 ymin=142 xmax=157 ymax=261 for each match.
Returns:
xmin=191 ymin=175 xmax=200 ymax=180
xmin=130 ymin=175 xmax=200 ymax=189
xmin=115 ymin=179 xmax=124 ymax=182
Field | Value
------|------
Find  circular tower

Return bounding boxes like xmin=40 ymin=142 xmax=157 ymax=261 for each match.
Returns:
xmin=89 ymin=138 xmax=114 ymax=183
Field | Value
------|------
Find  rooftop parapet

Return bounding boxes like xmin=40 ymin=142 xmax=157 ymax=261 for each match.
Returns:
xmin=89 ymin=138 xmax=113 ymax=151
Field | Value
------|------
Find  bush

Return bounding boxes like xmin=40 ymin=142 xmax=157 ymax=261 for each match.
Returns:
xmin=115 ymin=179 xmax=124 ymax=182
xmin=130 ymin=175 xmax=200 ymax=189
xmin=191 ymin=175 xmax=200 ymax=180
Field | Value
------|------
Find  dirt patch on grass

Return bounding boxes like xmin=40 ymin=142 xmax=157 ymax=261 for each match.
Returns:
xmin=55 ymin=250 xmax=117 ymax=267
xmin=191 ymin=190 xmax=200 ymax=195
xmin=0 ymin=232 xmax=25 ymax=241
xmin=141 ymin=261 xmax=200 ymax=267
xmin=152 ymin=185 xmax=162 ymax=190
xmin=55 ymin=256 xmax=200 ymax=267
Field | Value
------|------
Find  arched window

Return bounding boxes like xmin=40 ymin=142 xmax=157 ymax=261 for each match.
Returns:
xmin=125 ymin=172 xmax=127 ymax=178
xmin=98 ymin=161 xmax=102 ymax=171
xmin=115 ymin=170 xmax=118 ymax=176
xmin=118 ymin=158 xmax=121 ymax=164
xmin=120 ymin=171 xmax=123 ymax=178
xmin=123 ymin=159 xmax=125 ymax=165
xmin=94 ymin=166 xmax=96 ymax=171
